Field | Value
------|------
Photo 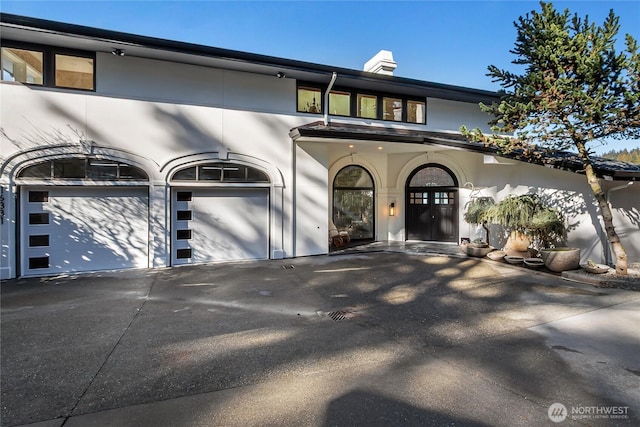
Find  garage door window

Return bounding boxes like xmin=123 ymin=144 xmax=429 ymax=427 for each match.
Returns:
xmin=171 ymin=163 xmax=269 ymax=183
xmin=18 ymin=159 xmax=148 ymax=180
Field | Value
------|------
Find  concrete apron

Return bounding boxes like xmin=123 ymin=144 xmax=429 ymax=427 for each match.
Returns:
xmin=1 ymin=252 xmax=639 ymax=427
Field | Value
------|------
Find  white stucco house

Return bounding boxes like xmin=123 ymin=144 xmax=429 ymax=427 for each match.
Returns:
xmin=1 ymin=13 xmax=638 ymax=280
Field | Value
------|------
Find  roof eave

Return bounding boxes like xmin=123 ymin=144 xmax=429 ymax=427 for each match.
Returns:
xmin=0 ymin=13 xmax=500 ymax=104
xmin=291 ymin=123 xmax=640 ymax=181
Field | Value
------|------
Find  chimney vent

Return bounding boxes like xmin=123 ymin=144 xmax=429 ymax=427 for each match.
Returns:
xmin=364 ymin=50 xmax=397 ymax=76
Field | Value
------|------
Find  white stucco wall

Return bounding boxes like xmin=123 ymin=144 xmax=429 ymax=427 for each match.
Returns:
xmin=3 ymin=47 xmax=635 ymax=279
xmin=427 ymin=98 xmax=493 ymax=133
xmin=328 ymin=145 xmax=639 ymax=266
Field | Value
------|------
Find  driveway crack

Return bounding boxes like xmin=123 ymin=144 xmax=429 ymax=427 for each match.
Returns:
xmin=60 ymin=273 xmax=159 ymax=425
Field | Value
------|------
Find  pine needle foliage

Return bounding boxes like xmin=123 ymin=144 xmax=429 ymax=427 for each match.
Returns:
xmin=461 ymin=2 xmax=640 ymax=274
xmin=485 ymin=194 xmax=565 ymax=250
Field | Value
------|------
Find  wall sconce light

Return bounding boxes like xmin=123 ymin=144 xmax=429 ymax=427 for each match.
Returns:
xmin=112 ymin=48 xmax=125 ymax=57
xmin=389 ymin=202 xmax=395 ymax=216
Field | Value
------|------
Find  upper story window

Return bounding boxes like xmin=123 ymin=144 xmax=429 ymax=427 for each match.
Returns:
xmin=297 ymin=82 xmax=426 ymax=124
xmin=297 ymin=86 xmax=322 ymax=113
xmin=329 ymin=90 xmax=350 ymax=116
xmin=383 ymin=97 xmax=403 ymax=122
xmin=1 ymin=42 xmax=95 ymax=91
xmin=1 ymin=47 xmax=43 ymax=84
xmin=357 ymin=94 xmax=377 ymax=119
xmin=55 ymin=54 xmax=94 ymax=90
xmin=407 ymin=100 xmax=426 ymax=124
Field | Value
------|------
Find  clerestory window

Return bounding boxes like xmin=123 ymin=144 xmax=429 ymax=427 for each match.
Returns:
xmin=297 ymin=82 xmax=426 ymax=124
xmin=1 ymin=42 xmax=95 ymax=91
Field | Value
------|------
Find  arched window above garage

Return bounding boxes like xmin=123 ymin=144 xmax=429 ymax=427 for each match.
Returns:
xmin=18 ymin=158 xmax=148 ymax=180
xmin=171 ymin=163 xmax=270 ymax=183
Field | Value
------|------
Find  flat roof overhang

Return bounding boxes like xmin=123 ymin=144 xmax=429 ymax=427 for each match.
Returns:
xmin=0 ymin=13 xmax=500 ymax=104
xmin=291 ymin=121 xmax=640 ymax=181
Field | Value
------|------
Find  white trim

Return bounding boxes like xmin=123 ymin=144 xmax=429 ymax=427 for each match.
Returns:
xmin=329 ymin=155 xmax=382 ymax=191
xmin=164 ymin=153 xmax=286 ymax=261
xmin=1 ymin=144 xmax=159 ymax=183
xmin=161 ymin=152 xmax=284 ymax=187
xmin=395 ymin=153 xmax=466 ymax=243
xmin=0 ymin=146 xmax=158 ymax=280
xmin=395 ymin=152 xmax=467 ymax=190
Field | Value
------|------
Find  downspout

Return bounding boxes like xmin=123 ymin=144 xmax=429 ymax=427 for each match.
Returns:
xmin=323 ymin=72 xmax=338 ymax=126
xmin=604 ymin=181 xmax=634 ymax=266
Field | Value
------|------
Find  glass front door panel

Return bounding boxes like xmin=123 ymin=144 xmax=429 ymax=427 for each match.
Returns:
xmin=333 ymin=189 xmax=374 ymax=239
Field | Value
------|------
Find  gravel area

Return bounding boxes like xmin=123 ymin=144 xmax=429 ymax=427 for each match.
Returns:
xmin=571 ymin=263 xmax=640 ymax=291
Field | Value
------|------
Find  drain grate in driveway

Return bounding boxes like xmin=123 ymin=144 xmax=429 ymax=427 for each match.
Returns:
xmin=327 ymin=310 xmax=347 ymax=321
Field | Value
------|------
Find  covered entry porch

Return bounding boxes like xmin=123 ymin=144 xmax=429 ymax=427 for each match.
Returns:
xmin=290 ymin=121 xmax=480 ymax=248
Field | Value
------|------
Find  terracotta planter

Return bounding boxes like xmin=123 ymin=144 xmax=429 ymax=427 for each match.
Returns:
xmin=505 ymin=231 xmax=530 ymax=252
xmin=541 ymin=247 xmax=580 ymax=272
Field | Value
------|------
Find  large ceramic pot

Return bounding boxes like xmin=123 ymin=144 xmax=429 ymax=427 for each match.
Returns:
xmin=466 ymin=245 xmax=495 ymax=258
xmin=540 ymin=247 xmax=580 ymax=272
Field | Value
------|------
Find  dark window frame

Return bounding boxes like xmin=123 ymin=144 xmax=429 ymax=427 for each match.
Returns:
xmin=29 ymin=256 xmax=50 ymax=269
xmin=332 ymin=165 xmax=376 ymax=241
xmin=296 ymin=85 xmax=323 ymax=114
xmin=28 ymin=212 xmax=50 ymax=225
xmin=29 ymin=235 xmax=50 ymax=247
xmin=17 ymin=158 xmax=148 ymax=181
xmin=296 ymin=82 xmax=426 ymax=124
xmin=407 ymin=163 xmax=459 ymax=188
xmin=1 ymin=40 xmax=96 ymax=92
xmin=170 ymin=162 xmax=270 ymax=183
xmin=328 ymin=90 xmax=351 ymax=117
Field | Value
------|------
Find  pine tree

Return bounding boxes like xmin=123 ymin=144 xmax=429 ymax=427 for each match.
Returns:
xmin=602 ymin=147 xmax=640 ymax=164
xmin=462 ymin=2 xmax=640 ymax=274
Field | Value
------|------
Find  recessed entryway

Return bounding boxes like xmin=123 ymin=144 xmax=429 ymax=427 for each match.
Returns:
xmin=405 ymin=164 xmax=458 ymax=242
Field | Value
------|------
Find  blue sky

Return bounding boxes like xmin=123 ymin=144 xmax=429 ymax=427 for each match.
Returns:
xmin=2 ymin=0 xmax=639 ymax=153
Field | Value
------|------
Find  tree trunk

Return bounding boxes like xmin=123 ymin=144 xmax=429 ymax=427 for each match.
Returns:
xmin=482 ymin=222 xmax=490 ymax=246
xmin=576 ymin=142 xmax=628 ymax=275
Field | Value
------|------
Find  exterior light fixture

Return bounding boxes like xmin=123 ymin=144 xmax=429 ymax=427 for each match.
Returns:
xmin=389 ymin=202 xmax=395 ymax=216
xmin=112 ymin=49 xmax=125 ymax=56
xmin=276 ymin=72 xmax=286 ymax=79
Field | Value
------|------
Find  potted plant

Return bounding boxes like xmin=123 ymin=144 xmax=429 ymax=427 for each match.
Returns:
xmin=540 ymin=247 xmax=581 ymax=272
xmin=463 ymin=197 xmax=495 ymax=246
xmin=485 ymin=194 xmax=565 ymax=255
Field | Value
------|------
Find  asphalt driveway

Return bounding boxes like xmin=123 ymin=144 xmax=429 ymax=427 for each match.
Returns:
xmin=1 ymin=253 xmax=639 ymax=426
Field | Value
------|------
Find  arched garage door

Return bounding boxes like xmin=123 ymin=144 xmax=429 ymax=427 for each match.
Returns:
xmin=171 ymin=162 xmax=271 ymax=265
xmin=17 ymin=159 xmax=150 ymax=277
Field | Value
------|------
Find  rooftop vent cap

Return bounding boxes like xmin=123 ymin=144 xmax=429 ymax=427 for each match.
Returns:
xmin=363 ymin=50 xmax=397 ymax=76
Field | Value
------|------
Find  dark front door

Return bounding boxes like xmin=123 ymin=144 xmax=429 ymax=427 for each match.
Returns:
xmin=406 ymin=189 xmax=458 ymax=242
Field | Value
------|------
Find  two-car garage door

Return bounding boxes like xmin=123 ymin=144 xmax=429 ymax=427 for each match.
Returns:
xmin=19 ymin=185 xmax=270 ymax=276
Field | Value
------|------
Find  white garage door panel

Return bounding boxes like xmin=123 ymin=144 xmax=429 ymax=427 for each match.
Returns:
xmin=173 ymin=188 xmax=269 ymax=265
xmin=21 ymin=187 xmax=149 ymax=276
